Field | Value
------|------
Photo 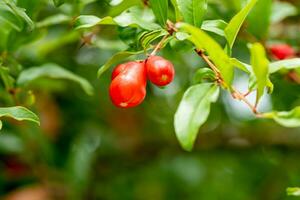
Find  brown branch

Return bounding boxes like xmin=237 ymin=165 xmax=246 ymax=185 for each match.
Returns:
xmin=195 ymin=50 xmax=260 ymax=115
xmin=231 ymin=87 xmax=258 ymax=114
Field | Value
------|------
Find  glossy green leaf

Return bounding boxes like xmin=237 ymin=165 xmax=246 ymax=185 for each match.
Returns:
xmin=287 ymin=187 xmax=300 ymax=196
xmin=263 ymin=107 xmax=300 ymax=128
xmin=269 ymin=58 xmax=300 ymax=74
xmin=271 ymin=1 xmax=297 ymax=24
xmin=75 ymin=7 xmax=160 ymax=30
xmin=174 ymin=83 xmax=219 ymax=151
xmin=178 ymin=23 xmax=234 ymax=86
xmin=149 ymin=0 xmax=168 ymax=27
xmin=249 ymin=43 xmax=269 ymax=102
xmin=225 ymin=0 xmax=258 ymax=51
xmin=97 ymin=51 xmax=144 ymax=78
xmin=192 ymin=68 xmax=216 ymax=84
xmin=17 ymin=63 xmax=94 ymax=96
xmin=177 ymin=0 xmax=207 ymax=27
xmin=0 ymin=106 xmax=40 ymax=128
xmin=201 ymin=19 xmax=228 ymax=37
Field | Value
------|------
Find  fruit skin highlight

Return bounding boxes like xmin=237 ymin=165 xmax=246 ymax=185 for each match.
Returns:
xmin=109 ymin=61 xmax=147 ymax=108
xmin=145 ymin=56 xmax=175 ymax=87
xmin=269 ymin=44 xmax=295 ymax=60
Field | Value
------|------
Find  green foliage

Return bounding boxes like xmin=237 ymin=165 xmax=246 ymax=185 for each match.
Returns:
xmin=249 ymin=43 xmax=270 ymax=102
xmin=263 ymin=107 xmax=300 ymax=128
xmin=1 ymin=0 xmax=300 ymax=199
xmin=287 ymin=187 xmax=300 ymax=196
xmin=174 ymin=83 xmax=219 ymax=151
xmin=247 ymin=0 xmax=272 ymax=39
xmin=224 ymin=0 xmax=257 ymax=52
xmin=138 ymin=29 xmax=168 ymax=50
xmin=75 ymin=7 xmax=160 ymax=30
xmin=192 ymin=68 xmax=216 ymax=84
xmin=201 ymin=20 xmax=227 ymax=37
xmin=0 ymin=106 xmax=40 ymax=129
xmin=178 ymin=23 xmax=234 ymax=85
xmin=177 ymin=0 xmax=207 ymax=28
xmin=17 ymin=63 xmax=94 ymax=96
xmin=97 ymin=50 xmax=144 ymax=77
xmin=269 ymin=58 xmax=300 ymax=74
xmin=149 ymin=0 xmax=168 ymax=27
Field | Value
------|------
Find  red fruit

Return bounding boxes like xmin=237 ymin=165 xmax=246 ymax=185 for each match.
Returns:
xmin=145 ymin=56 xmax=175 ymax=87
xmin=269 ymin=44 xmax=295 ymax=60
xmin=109 ymin=61 xmax=147 ymax=108
xmin=111 ymin=63 xmax=127 ymax=80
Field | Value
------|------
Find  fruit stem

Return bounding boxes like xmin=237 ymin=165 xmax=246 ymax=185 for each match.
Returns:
xmin=150 ymin=34 xmax=170 ymax=56
xmin=149 ymin=20 xmax=177 ymax=56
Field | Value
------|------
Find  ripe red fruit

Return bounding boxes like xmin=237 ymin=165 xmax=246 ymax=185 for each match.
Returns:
xmin=145 ymin=56 xmax=175 ymax=87
xmin=109 ymin=61 xmax=147 ymax=108
xmin=269 ymin=44 xmax=295 ymax=60
xmin=111 ymin=63 xmax=127 ymax=80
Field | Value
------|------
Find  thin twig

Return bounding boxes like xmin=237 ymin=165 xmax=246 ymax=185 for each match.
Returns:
xmin=231 ymin=87 xmax=258 ymax=114
xmin=195 ymin=49 xmax=260 ymax=115
xmin=150 ymin=34 xmax=170 ymax=56
xmin=243 ymin=90 xmax=252 ymax=97
xmin=195 ymin=50 xmax=224 ymax=86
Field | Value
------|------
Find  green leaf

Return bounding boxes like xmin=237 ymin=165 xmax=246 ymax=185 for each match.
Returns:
xmin=0 ymin=5 xmax=23 ymax=31
xmin=192 ymin=68 xmax=216 ymax=84
xmin=178 ymin=23 xmax=234 ymax=86
xmin=263 ymin=107 xmax=300 ymax=128
xmin=74 ymin=15 xmax=116 ymax=29
xmin=138 ymin=29 xmax=168 ymax=50
xmin=269 ymin=58 xmax=300 ymax=74
xmin=149 ymin=0 xmax=168 ymax=27
xmin=230 ymin=58 xmax=251 ymax=73
xmin=170 ymin=0 xmax=182 ymax=22
xmin=2 ymin=0 xmax=34 ymax=30
xmin=97 ymin=51 xmax=144 ymax=78
xmin=201 ymin=19 xmax=228 ymax=37
xmin=177 ymin=0 xmax=207 ymax=27
xmin=247 ymin=0 xmax=272 ymax=39
xmin=225 ymin=0 xmax=258 ymax=51
xmin=0 ymin=106 xmax=40 ymax=128
xmin=17 ymin=63 xmax=94 ymax=96
xmin=36 ymin=14 xmax=71 ymax=28
xmin=287 ymin=187 xmax=300 ymax=196
xmin=174 ymin=83 xmax=219 ymax=151
xmin=249 ymin=43 xmax=269 ymax=102
xmin=271 ymin=1 xmax=297 ymax=24
xmin=75 ymin=7 xmax=160 ymax=30
xmin=53 ymin=0 xmax=65 ymax=7
xmin=0 ymin=66 xmax=15 ymax=90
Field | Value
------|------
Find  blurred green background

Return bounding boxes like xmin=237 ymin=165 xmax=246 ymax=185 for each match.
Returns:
xmin=1 ymin=0 xmax=300 ymax=199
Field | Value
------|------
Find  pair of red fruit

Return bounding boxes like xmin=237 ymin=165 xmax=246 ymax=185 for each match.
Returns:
xmin=109 ymin=56 xmax=175 ymax=108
